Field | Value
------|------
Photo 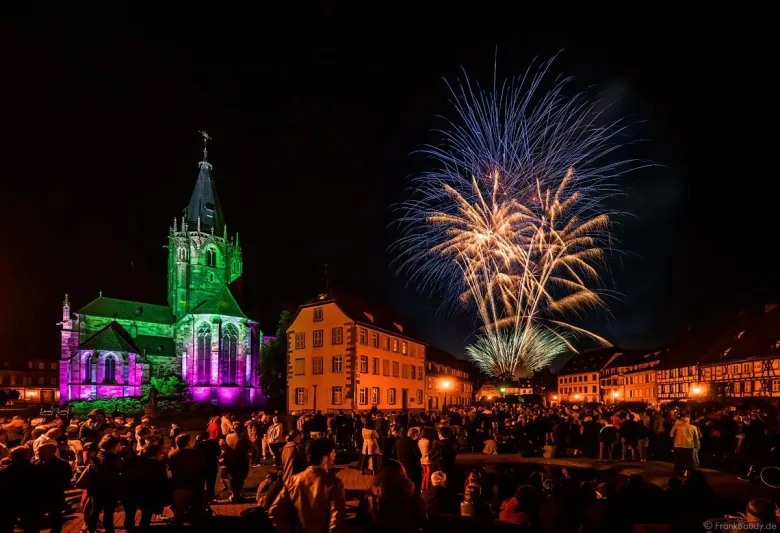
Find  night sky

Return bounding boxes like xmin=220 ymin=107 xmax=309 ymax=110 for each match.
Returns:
xmin=0 ymin=6 xmax=774 ymax=364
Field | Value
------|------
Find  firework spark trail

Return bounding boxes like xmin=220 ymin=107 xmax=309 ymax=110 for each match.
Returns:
xmin=394 ymin=55 xmax=640 ymax=378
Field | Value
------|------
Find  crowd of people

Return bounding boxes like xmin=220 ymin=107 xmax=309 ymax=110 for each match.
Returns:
xmin=0 ymin=408 xmax=257 ymax=533
xmin=0 ymin=400 xmax=777 ymax=533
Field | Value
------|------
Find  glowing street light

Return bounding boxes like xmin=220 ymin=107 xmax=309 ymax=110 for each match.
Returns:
xmin=500 ymin=387 xmax=507 ymax=394
xmin=574 ymin=394 xmax=581 ymax=400
xmin=692 ymin=386 xmax=702 ymax=395
xmin=440 ymin=380 xmax=452 ymax=390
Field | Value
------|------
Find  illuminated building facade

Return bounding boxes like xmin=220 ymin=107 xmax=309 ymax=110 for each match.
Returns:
xmin=600 ymin=349 xmax=664 ymax=404
xmin=286 ymin=291 xmax=426 ymax=413
xmin=425 ymin=347 xmax=472 ymax=408
xmin=556 ymin=348 xmax=620 ymax=403
xmin=697 ymin=305 xmax=780 ymax=399
xmin=59 ymin=136 xmax=262 ymax=406
xmin=0 ymin=360 xmax=59 ymax=405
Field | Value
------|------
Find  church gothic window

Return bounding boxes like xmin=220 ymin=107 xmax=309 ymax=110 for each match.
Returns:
xmin=177 ymin=247 xmax=187 ymax=261
xmin=83 ymin=355 xmax=93 ymax=383
xmin=206 ymin=249 xmax=217 ymax=267
xmin=221 ymin=323 xmax=239 ymax=384
xmin=196 ymin=323 xmax=212 ymax=384
xmin=104 ymin=355 xmax=117 ymax=383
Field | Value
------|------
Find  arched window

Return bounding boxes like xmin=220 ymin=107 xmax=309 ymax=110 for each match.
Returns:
xmin=206 ymin=249 xmax=217 ymax=267
xmin=83 ymin=355 xmax=93 ymax=383
xmin=196 ymin=323 xmax=212 ymax=384
xmin=104 ymin=355 xmax=117 ymax=383
xmin=220 ymin=323 xmax=239 ymax=384
xmin=177 ymin=247 xmax=187 ymax=261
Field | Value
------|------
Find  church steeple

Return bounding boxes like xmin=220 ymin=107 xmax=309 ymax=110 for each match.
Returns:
xmin=185 ymin=131 xmax=225 ymax=235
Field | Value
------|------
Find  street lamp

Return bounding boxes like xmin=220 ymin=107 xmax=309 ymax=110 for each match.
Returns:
xmin=692 ymin=386 xmax=702 ymax=396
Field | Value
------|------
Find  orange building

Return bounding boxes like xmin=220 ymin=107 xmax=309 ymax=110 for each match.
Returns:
xmin=286 ymin=291 xmax=426 ymax=413
xmin=425 ymin=347 xmax=473 ymax=409
xmin=556 ymin=348 xmax=620 ymax=403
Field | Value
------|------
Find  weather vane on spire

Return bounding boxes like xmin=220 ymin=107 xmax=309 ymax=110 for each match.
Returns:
xmin=199 ymin=130 xmax=211 ymax=162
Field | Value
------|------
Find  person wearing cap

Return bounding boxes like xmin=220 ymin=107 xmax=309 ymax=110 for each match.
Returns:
xmin=79 ymin=409 xmax=108 ymax=445
xmin=32 ymin=439 xmax=72 ymax=533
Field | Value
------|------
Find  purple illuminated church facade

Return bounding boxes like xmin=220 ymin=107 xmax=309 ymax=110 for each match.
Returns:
xmin=59 ymin=135 xmax=263 ymax=407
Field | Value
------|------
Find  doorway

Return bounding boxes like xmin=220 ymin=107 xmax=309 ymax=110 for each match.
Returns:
xmin=41 ymin=389 xmax=54 ymax=404
xmin=401 ymin=389 xmax=408 ymax=410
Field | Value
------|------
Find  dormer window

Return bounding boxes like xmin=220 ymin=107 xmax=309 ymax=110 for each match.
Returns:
xmin=313 ymin=307 xmax=323 ymax=322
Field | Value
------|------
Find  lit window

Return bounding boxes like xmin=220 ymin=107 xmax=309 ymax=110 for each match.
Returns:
xmin=313 ymin=307 xmax=323 ymax=322
xmin=295 ymin=387 xmax=307 ymax=405
xmin=294 ymin=358 xmax=305 ymax=375
xmin=359 ymin=388 xmax=368 ymax=404
xmin=389 ymin=388 xmax=396 ymax=404
xmin=371 ymin=387 xmax=380 ymax=405
xmin=383 ymin=336 xmax=390 ymax=351
xmin=295 ymin=333 xmax=305 ymax=349
xmin=359 ymin=328 xmax=367 ymax=345
xmin=416 ymin=390 xmax=423 ymax=404
xmin=332 ymin=356 xmax=343 ymax=373
xmin=332 ymin=386 xmax=342 ymax=405
xmin=332 ymin=327 xmax=343 ymax=345
xmin=313 ymin=330 xmax=323 ymax=347
xmin=371 ymin=332 xmax=379 ymax=348
xmin=392 ymin=339 xmax=399 ymax=352
xmin=313 ymin=357 xmax=323 ymax=374
xmin=402 ymin=341 xmax=408 ymax=355
xmin=360 ymin=356 xmax=368 ymax=373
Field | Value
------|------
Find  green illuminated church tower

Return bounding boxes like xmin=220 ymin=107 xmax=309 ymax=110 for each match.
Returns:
xmin=167 ymin=134 xmax=243 ymax=319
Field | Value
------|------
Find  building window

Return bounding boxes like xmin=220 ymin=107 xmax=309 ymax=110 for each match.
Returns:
xmin=104 ymin=356 xmax=117 ymax=383
xmin=220 ymin=323 xmax=239 ymax=384
xmin=416 ymin=390 xmax=423 ymax=404
xmin=294 ymin=358 xmax=305 ymax=375
xmin=393 ymin=361 xmax=399 ymax=377
xmin=313 ymin=307 xmax=323 ymax=322
xmin=332 ymin=356 xmax=343 ymax=373
xmin=83 ymin=356 xmax=93 ymax=383
xmin=332 ymin=386 xmax=343 ymax=405
xmin=206 ymin=248 xmax=217 ymax=267
xmin=313 ymin=330 xmax=324 ymax=347
xmin=313 ymin=357 xmax=323 ymax=374
xmin=418 ymin=366 xmax=423 ymax=380
xmin=371 ymin=332 xmax=379 ymax=348
xmin=359 ymin=328 xmax=367 ymax=345
xmin=592 ymin=385 xmax=596 ymax=393
xmin=392 ymin=339 xmax=399 ymax=352
xmin=360 ymin=356 xmax=368 ymax=373
xmin=371 ymin=387 xmax=380 ymax=405
xmin=295 ymin=387 xmax=307 ymax=405
xmin=332 ymin=327 xmax=343 ymax=345
xmin=402 ymin=341 xmax=408 ymax=355
xmin=389 ymin=388 xmax=396 ymax=404
xmin=295 ymin=333 xmax=305 ymax=349
xmin=383 ymin=336 xmax=390 ymax=351
xmin=402 ymin=364 xmax=409 ymax=379
xmin=383 ymin=359 xmax=390 ymax=376
xmin=410 ymin=366 xmax=416 ymax=380
xmin=38 ymin=377 xmax=45 ymax=385
xmin=372 ymin=358 xmax=379 ymax=375
xmin=196 ymin=323 xmax=212 ymax=384
xmin=359 ymin=388 xmax=368 ymax=405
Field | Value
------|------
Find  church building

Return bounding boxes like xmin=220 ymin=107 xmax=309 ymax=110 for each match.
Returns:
xmin=59 ymin=135 xmax=262 ymax=407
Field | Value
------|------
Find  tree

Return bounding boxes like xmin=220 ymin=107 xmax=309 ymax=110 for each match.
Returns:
xmin=259 ymin=310 xmax=293 ymax=411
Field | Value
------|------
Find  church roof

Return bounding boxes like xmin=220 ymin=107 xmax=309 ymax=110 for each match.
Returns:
xmin=79 ymin=321 xmax=139 ymax=353
xmin=190 ymin=286 xmax=246 ymax=318
xmin=78 ymin=297 xmax=174 ymax=325
xmin=185 ymin=154 xmax=225 ymax=234
xmin=133 ymin=335 xmax=176 ymax=358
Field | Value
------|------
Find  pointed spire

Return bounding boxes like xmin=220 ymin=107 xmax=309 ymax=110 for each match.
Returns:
xmin=186 ymin=131 xmax=225 ymax=235
xmin=223 ymin=224 xmax=227 ymax=240
xmin=173 ymin=217 xmax=177 ymax=232
xmin=64 ymin=293 xmax=70 ymax=307
xmin=99 ymin=289 xmax=103 ymax=298
xmin=235 ymin=232 xmax=239 ymax=247
xmin=197 ymin=216 xmax=201 ymax=232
